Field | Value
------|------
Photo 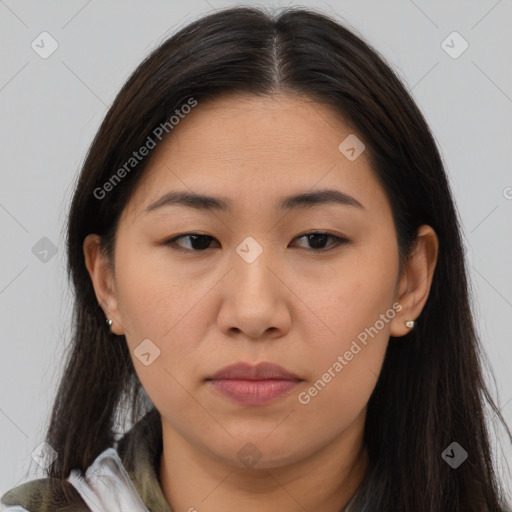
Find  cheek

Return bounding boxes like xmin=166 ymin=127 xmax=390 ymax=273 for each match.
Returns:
xmin=293 ymin=347 xmax=384 ymax=445
xmin=292 ymin=238 xmax=398 ymax=420
xmin=113 ymin=241 xmax=217 ymax=393
xmin=294 ymin=297 xmax=391 ymax=442
xmin=309 ymin=237 xmax=399 ymax=346
xmin=113 ymin=254 xmax=207 ymax=425
xmin=114 ymin=241 xmax=206 ymax=340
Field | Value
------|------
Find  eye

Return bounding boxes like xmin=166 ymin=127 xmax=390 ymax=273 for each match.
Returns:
xmin=164 ymin=231 xmax=349 ymax=252
xmin=165 ymin=234 xmax=219 ymax=251
xmin=293 ymin=231 xmax=349 ymax=251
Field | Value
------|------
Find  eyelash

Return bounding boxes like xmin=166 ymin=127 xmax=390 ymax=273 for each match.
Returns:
xmin=163 ymin=231 xmax=350 ymax=253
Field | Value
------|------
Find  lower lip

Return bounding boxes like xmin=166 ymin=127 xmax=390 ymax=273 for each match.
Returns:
xmin=207 ymin=379 xmax=300 ymax=406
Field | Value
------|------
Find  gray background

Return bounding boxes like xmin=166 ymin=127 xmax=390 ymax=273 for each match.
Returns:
xmin=1 ymin=0 xmax=511 ymax=499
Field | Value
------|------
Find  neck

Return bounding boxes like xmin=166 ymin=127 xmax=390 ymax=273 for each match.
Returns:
xmin=159 ymin=412 xmax=369 ymax=512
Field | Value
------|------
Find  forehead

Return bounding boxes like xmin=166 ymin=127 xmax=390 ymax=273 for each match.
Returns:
xmin=122 ymin=92 xmax=387 ymax=218
xmin=159 ymin=92 xmax=356 ymax=161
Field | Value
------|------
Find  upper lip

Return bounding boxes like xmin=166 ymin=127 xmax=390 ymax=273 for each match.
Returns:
xmin=207 ymin=362 xmax=302 ymax=381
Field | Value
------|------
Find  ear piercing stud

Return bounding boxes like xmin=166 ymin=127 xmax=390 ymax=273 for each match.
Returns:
xmin=106 ymin=319 xmax=113 ymax=327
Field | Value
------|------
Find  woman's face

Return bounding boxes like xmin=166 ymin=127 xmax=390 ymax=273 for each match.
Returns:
xmin=86 ymin=92 xmax=434 ymax=469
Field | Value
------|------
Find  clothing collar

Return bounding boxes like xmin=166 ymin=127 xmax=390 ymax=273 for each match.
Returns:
xmin=116 ymin=407 xmax=173 ymax=512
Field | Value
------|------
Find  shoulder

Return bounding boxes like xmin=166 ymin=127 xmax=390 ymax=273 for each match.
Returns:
xmin=1 ymin=477 xmax=90 ymax=512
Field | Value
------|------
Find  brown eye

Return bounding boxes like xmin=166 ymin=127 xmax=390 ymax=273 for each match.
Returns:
xmin=165 ymin=234 xmax=219 ymax=251
xmin=293 ymin=232 xmax=349 ymax=251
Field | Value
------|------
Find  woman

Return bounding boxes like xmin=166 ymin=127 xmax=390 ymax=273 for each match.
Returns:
xmin=1 ymin=5 xmax=510 ymax=512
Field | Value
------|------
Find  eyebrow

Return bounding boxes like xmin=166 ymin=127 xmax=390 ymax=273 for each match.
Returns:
xmin=144 ymin=188 xmax=364 ymax=214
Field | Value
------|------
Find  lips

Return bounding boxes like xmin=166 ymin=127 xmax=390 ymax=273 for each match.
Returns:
xmin=206 ymin=362 xmax=302 ymax=406
xmin=207 ymin=361 xmax=301 ymax=381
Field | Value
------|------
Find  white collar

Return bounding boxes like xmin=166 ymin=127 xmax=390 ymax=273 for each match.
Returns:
xmin=67 ymin=447 xmax=149 ymax=512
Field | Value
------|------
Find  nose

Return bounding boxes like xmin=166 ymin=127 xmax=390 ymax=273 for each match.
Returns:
xmin=216 ymin=246 xmax=292 ymax=341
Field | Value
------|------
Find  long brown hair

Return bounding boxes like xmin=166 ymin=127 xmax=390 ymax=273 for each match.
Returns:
xmin=44 ymin=6 xmax=511 ymax=510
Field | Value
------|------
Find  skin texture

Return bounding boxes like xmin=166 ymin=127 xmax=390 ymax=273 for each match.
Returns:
xmin=84 ymin=93 xmax=438 ymax=512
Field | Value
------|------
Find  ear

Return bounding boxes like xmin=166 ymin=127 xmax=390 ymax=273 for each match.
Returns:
xmin=390 ymin=224 xmax=439 ymax=337
xmin=83 ymin=234 xmax=125 ymax=336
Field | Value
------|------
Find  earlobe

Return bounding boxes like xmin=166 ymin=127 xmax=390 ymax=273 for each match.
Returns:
xmin=83 ymin=234 xmax=125 ymax=335
xmin=390 ymin=225 xmax=439 ymax=337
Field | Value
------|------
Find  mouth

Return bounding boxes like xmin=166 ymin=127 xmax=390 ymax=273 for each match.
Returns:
xmin=205 ymin=362 xmax=303 ymax=407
